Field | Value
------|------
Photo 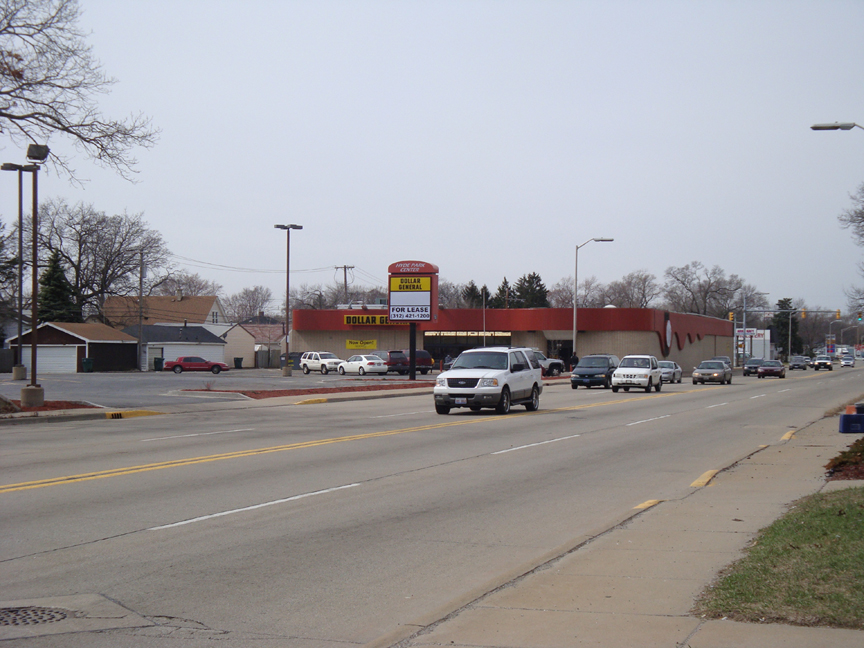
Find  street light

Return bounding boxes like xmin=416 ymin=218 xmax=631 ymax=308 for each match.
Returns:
xmin=1 ymin=144 xmax=49 ymax=406
xmin=274 ymin=223 xmax=302 ymax=376
xmin=811 ymin=122 xmax=863 ymax=131
xmin=572 ymin=237 xmax=613 ymax=359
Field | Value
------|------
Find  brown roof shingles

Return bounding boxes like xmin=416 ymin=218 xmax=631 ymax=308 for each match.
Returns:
xmin=102 ymin=296 xmax=220 ymax=328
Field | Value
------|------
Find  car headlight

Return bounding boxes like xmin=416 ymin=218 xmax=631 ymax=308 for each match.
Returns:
xmin=436 ymin=377 xmax=446 ymax=387
xmin=479 ymin=378 xmax=499 ymax=388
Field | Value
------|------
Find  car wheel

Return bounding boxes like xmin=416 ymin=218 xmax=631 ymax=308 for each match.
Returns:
xmin=469 ymin=405 xmax=482 ymax=411
xmin=692 ymin=379 xmax=697 ymax=384
xmin=321 ymin=366 xmax=328 ymax=375
xmin=420 ymin=369 xmax=428 ymax=374
xmin=399 ymin=370 xmax=407 ymax=375
xmin=358 ymin=367 xmax=366 ymax=376
xmin=623 ymin=387 xmax=630 ymax=392
xmin=677 ymin=376 xmax=682 ymax=383
xmin=173 ymin=365 xmax=183 ymax=374
xmin=435 ymin=404 xmax=450 ymax=415
xmin=781 ymin=372 xmax=785 ymax=378
xmin=829 ymin=366 xmax=833 ymax=371
xmin=302 ymin=365 xmax=310 ymax=375
xmin=571 ymin=383 xmax=578 ymax=389
xmin=549 ymin=366 xmax=560 ymax=377
xmin=655 ymin=379 xmax=661 ymax=392
xmin=612 ymin=386 xmax=619 ymax=392
xmin=211 ymin=366 xmax=221 ymax=374
xmin=495 ymin=388 xmax=511 ymax=415
xmin=644 ymin=379 xmax=652 ymax=393
xmin=525 ymin=385 xmax=540 ymax=411
xmin=338 ymin=366 xmax=346 ymax=375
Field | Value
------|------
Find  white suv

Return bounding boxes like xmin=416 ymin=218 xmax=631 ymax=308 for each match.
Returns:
xmin=299 ymin=351 xmax=343 ymax=375
xmin=433 ymin=346 xmax=543 ymax=415
xmin=611 ymin=355 xmax=662 ymax=393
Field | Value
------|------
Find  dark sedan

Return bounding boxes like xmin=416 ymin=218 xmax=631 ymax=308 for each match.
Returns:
xmin=757 ymin=360 xmax=786 ymax=379
xmin=743 ymin=358 xmax=764 ymax=376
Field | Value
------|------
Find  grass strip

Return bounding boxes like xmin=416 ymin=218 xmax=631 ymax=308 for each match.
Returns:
xmin=694 ymin=487 xmax=864 ymax=628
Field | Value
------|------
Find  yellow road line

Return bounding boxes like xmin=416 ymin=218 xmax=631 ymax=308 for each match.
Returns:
xmin=634 ymin=499 xmax=662 ymax=509
xmin=1 ymin=391 xmax=686 ymax=495
xmin=690 ymin=470 xmax=719 ymax=488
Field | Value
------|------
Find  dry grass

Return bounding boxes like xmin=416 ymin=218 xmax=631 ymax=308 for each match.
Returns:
xmin=694 ymin=488 xmax=864 ymax=628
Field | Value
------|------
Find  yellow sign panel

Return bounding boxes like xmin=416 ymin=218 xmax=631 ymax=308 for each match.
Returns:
xmin=347 ymin=339 xmax=377 ymax=350
xmin=390 ymin=276 xmax=431 ymax=291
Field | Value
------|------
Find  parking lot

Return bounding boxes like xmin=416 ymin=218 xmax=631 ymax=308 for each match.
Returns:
xmin=0 ymin=369 xmax=436 ymax=409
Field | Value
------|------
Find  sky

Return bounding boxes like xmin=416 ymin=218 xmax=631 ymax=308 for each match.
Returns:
xmin=3 ymin=0 xmax=864 ymax=314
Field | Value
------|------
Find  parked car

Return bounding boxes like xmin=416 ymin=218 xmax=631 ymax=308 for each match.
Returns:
xmin=692 ymin=360 xmax=732 ymax=385
xmin=788 ymin=356 xmax=809 ymax=370
xmin=433 ymin=346 xmax=543 ymax=415
xmin=657 ymin=360 xmax=683 ymax=383
xmin=841 ymin=355 xmax=856 ymax=367
xmin=532 ymin=350 xmax=566 ymax=376
xmin=611 ymin=355 xmax=662 ymax=393
xmin=401 ymin=349 xmax=434 ymax=374
xmin=743 ymin=358 xmax=764 ymax=376
xmin=163 ymin=356 xmax=230 ymax=374
xmin=757 ymin=359 xmax=786 ymax=379
xmin=813 ymin=355 xmax=833 ymax=371
xmin=570 ymin=354 xmax=620 ymax=389
xmin=337 ymin=355 xmax=387 ymax=375
xmin=377 ymin=350 xmax=409 ymax=374
xmin=299 ymin=351 xmax=344 ymax=375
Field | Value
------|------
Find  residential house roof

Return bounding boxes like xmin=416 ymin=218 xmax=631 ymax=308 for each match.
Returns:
xmin=103 ymin=295 xmax=226 ymax=328
xmin=241 ymin=323 xmax=285 ymax=346
xmin=8 ymin=322 xmax=138 ymax=344
xmin=122 ymin=325 xmax=226 ymax=345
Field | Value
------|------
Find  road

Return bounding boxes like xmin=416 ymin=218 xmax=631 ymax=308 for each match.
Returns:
xmin=1 ymin=367 xmax=861 ymax=646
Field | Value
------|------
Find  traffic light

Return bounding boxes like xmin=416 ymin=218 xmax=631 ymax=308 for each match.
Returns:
xmin=836 ymin=310 xmax=842 ymax=319
xmin=858 ymin=312 xmax=862 ymax=322
xmin=801 ymin=309 xmax=806 ymax=319
xmin=728 ymin=311 xmax=734 ymax=321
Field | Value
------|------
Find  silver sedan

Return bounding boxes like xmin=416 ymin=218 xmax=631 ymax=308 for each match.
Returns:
xmin=692 ymin=360 xmax=733 ymax=385
xmin=658 ymin=361 xmax=682 ymax=383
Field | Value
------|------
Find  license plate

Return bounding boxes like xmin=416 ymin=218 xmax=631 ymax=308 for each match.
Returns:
xmin=455 ymin=398 xmax=467 ymax=405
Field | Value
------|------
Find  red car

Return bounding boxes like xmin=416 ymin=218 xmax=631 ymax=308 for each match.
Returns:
xmin=757 ymin=360 xmax=786 ymax=379
xmin=163 ymin=356 xmax=230 ymax=374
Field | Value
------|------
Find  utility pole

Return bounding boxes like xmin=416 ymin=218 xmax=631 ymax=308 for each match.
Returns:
xmin=335 ymin=265 xmax=354 ymax=303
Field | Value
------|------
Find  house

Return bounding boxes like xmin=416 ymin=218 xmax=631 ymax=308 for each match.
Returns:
xmin=124 ymin=324 xmax=227 ymax=370
xmin=220 ymin=324 xmax=256 ymax=369
xmin=7 ymin=322 xmax=139 ymax=373
xmin=102 ymin=292 xmax=227 ymax=329
xmin=239 ymin=322 xmax=286 ymax=368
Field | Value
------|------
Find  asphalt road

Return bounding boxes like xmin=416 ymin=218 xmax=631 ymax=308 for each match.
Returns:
xmin=1 ymin=367 xmax=862 ymax=646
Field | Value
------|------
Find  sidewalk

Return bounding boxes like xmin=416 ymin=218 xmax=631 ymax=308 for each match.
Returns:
xmin=380 ymin=416 xmax=864 ymax=648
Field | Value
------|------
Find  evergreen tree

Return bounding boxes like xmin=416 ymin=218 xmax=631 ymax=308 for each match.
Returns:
xmin=488 ymin=278 xmax=511 ymax=308
xmin=461 ymin=281 xmax=483 ymax=308
xmin=38 ymin=251 xmax=82 ymax=323
xmin=513 ymin=272 xmax=550 ymax=308
xmin=770 ymin=297 xmax=802 ymax=360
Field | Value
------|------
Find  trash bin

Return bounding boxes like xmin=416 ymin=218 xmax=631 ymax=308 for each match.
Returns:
xmin=153 ymin=357 xmax=164 ymax=372
xmin=81 ymin=358 xmax=93 ymax=373
xmin=234 ymin=357 xmax=243 ymax=369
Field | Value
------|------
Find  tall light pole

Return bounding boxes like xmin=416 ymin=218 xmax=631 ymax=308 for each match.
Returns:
xmin=274 ymin=224 xmax=302 ymax=376
xmin=572 ymin=237 xmax=613 ymax=359
xmin=1 ymin=162 xmax=26 ymax=380
xmin=811 ymin=122 xmax=863 ymax=131
xmin=2 ymin=144 xmax=49 ymax=406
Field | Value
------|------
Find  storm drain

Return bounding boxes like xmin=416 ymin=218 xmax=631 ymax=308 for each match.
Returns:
xmin=0 ymin=607 xmax=68 ymax=626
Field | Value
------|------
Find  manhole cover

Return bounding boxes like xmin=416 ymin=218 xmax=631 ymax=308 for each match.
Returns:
xmin=0 ymin=607 xmax=68 ymax=626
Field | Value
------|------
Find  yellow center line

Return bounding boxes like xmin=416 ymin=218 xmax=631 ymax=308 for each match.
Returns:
xmin=1 ymin=391 xmax=687 ymax=495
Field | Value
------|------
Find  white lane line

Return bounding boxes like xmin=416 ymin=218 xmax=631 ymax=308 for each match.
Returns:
xmin=370 ymin=411 xmax=433 ymax=419
xmin=492 ymin=434 xmax=581 ymax=455
xmin=627 ymin=415 xmax=670 ymax=427
xmin=706 ymin=403 xmax=728 ymax=409
xmin=142 ymin=428 xmax=255 ymax=442
xmin=148 ymin=483 xmax=360 ymax=530
xmin=779 ymin=389 xmax=791 ymax=393
xmin=751 ymin=394 xmax=766 ymax=399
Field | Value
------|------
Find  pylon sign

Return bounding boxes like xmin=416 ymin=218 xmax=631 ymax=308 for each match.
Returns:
xmin=387 ymin=261 xmax=439 ymax=321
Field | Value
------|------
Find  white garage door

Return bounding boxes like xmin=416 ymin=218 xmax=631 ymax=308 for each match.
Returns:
xmin=20 ymin=345 xmax=79 ymax=373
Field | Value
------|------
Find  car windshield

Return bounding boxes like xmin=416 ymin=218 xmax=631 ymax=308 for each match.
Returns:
xmin=698 ymin=361 xmax=724 ymax=370
xmin=320 ymin=353 xmax=339 ymax=359
xmin=451 ymin=352 xmax=508 ymax=370
xmin=658 ymin=361 xmax=675 ymax=369
xmin=577 ymin=357 xmax=609 ymax=368
xmin=817 ymin=356 xmax=830 ymax=361
xmin=620 ymin=357 xmax=649 ymax=368
xmin=763 ymin=361 xmax=782 ymax=367
xmin=746 ymin=359 xmax=763 ymax=365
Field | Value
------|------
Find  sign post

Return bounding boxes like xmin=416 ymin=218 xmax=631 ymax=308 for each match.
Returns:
xmin=388 ymin=261 xmax=439 ymax=380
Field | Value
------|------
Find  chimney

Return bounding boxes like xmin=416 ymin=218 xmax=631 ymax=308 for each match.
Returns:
xmin=175 ymin=288 xmax=183 ymax=301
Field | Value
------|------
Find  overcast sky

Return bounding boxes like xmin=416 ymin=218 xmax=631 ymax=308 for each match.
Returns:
xmin=5 ymin=0 xmax=864 ymax=313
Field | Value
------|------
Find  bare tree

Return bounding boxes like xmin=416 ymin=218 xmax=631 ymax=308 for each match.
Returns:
xmin=437 ymin=279 xmax=465 ymax=308
xmin=604 ymin=270 xmax=660 ymax=308
xmin=0 ymin=0 xmax=158 ymax=179
xmin=36 ymin=198 xmax=169 ymax=318
xmin=662 ymin=262 xmax=745 ymax=318
xmin=547 ymin=277 xmax=573 ymax=308
xmin=224 ymin=286 xmax=273 ymax=323
xmin=578 ymin=275 xmax=606 ymax=307
xmin=153 ymin=271 xmax=222 ymax=298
